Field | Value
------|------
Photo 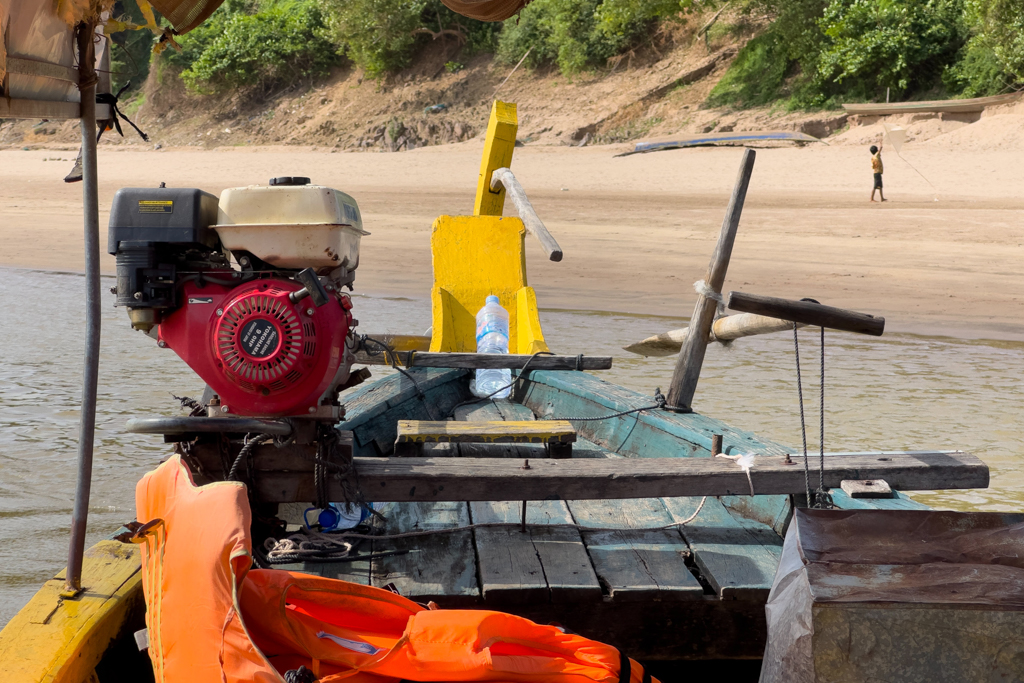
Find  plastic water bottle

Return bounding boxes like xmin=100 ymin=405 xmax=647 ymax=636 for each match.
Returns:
xmin=305 ymin=502 xmax=385 ymax=531
xmin=472 ymin=295 xmax=511 ymax=398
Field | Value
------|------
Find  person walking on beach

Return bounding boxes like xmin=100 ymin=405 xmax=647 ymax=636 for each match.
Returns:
xmin=870 ymin=141 xmax=886 ymax=202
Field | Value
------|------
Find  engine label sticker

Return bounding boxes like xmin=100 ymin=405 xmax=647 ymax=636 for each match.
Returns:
xmin=188 ymin=297 xmax=213 ymax=304
xmin=240 ymin=318 xmax=279 ymax=359
xmin=138 ymin=200 xmax=173 ymax=214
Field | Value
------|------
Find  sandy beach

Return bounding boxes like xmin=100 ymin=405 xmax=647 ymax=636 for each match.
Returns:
xmin=2 ymin=140 xmax=1022 ymax=341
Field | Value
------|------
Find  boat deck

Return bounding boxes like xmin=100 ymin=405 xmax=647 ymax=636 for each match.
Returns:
xmin=275 ymin=368 xmax=928 ymax=659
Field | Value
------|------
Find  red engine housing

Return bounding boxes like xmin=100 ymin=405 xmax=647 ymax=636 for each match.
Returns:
xmin=159 ymin=278 xmax=353 ymax=417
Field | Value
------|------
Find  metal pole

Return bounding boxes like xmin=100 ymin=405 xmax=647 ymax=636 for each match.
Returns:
xmin=66 ymin=20 xmax=101 ymax=593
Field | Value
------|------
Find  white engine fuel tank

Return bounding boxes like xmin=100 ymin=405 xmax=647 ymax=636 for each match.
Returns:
xmin=213 ymin=177 xmax=369 ymax=270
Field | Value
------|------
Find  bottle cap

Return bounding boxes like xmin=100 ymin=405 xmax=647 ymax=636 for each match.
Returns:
xmin=486 ymin=295 xmax=499 ymax=304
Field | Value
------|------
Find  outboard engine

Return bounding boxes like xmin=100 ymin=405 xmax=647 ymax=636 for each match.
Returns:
xmin=109 ymin=177 xmax=367 ymax=419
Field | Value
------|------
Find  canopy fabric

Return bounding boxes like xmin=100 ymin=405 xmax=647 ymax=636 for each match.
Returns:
xmin=148 ymin=0 xmax=223 ymax=34
xmin=440 ymin=0 xmax=529 ymax=22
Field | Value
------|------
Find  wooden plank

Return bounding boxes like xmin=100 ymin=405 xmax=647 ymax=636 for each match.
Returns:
xmin=568 ymin=498 xmax=704 ymax=601
xmin=345 ymin=451 xmax=987 ymax=503
xmin=667 ymin=148 xmax=755 ymax=410
xmin=452 ymin=400 xmax=545 ymax=458
xmin=841 ymin=479 xmax=893 ymax=498
xmin=396 ymin=420 xmax=576 ymax=444
xmin=663 ymin=497 xmax=782 ymax=601
xmin=474 ymin=100 xmax=518 ymax=216
xmin=471 ymin=500 xmax=602 ymax=604
xmin=393 ymin=353 xmax=612 ymax=370
xmin=369 ymin=501 xmax=479 ymax=605
xmin=726 ymin=291 xmax=885 ymax=336
xmin=459 ymin=400 xmax=600 ymax=604
xmin=0 ymin=541 xmax=142 ymax=683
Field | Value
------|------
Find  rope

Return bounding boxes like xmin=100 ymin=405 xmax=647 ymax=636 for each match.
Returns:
xmin=792 ymin=318 xmax=832 ymax=509
xmin=360 ymin=335 xmax=440 ymax=420
xmin=332 ymin=497 xmax=710 ymax=541
xmin=693 ymin=279 xmax=726 ymax=317
xmin=793 ymin=323 xmax=812 ymax=508
xmin=551 ymin=388 xmax=667 ymax=422
xmin=815 ymin=326 xmax=833 ymax=509
xmin=263 ymin=531 xmax=354 ymax=563
xmin=227 ymin=433 xmax=273 ymax=481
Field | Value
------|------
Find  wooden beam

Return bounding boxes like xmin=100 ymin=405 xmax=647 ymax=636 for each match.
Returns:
xmin=380 ymin=352 xmax=612 ymax=370
xmin=396 ymin=420 xmax=576 ymax=444
xmin=328 ymin=450 xmax=987 ymax=503
xmin=726 ymin=291 xmax=885 ymax=336
xmin=666 ymin=149 xmax=755 ymax=410
xmin=474 ymin=100 xmax=518 ymax=216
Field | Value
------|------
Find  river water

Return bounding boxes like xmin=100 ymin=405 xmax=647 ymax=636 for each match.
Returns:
xmin=1 ymin=266 xmax=1021 ymax=625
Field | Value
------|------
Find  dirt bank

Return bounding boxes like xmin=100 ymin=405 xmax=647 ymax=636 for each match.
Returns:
xmin=1 ymin=140 xmax=1022 ymax=342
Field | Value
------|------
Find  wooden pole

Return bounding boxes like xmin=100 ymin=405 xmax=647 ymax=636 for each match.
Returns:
xmin=666 ymin=149 xmax=756 ymax=410
xmin=726 ymin=291 xmax=885 ymax=336
xmin=491 ymin=167 xmax=563 ymax=261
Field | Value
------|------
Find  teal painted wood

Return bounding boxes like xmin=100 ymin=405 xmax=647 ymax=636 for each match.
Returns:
xmin=663 ymin=496 xmax=782 ymax=600
xmin=830 ymin=489 xmax=930 ymax=510
xmin=518 ymin=370 xmax=790 ymax=458
xmin=567 ymin=498 xmax=705 ymax=601
xmin=339 ymin=368 xmax=469 ymax=456
xmin=518 ymin=370 xmax=795 ymax=548
xmin=369 ymin=500 xmax=479 ymax=605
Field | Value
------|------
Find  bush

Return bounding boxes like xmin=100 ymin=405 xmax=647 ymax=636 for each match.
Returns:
xmin=496 ymin=0 xmax=693 ymax=75
xmin=164 ymin=0 xmax=339 ymax=92
xmin=706 ymin=33 xmax=792 ymax=107
xmin=816 ymin=0 xmax=966 ymax=99
xmin=946 ymin=0 xmax=1024 ymax=95
xmin=320 ymin=0 xmax=500 ymax=78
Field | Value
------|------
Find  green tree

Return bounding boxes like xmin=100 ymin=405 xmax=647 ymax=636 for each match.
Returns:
xmin=816 ymin=0 xmax=966 ymax=98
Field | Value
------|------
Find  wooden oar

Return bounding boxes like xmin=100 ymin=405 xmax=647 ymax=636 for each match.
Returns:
xmin=624 ymin=313 xmax=805 ymax=357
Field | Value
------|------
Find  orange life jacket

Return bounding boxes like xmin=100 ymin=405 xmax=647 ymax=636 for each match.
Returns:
xmin=134 ymin=455 xmax=659 ymax=683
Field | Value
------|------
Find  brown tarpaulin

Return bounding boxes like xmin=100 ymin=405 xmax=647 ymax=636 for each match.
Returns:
xmin=148 ymin=0 xmax=223 ymax=34
xmin=760 ymin=509 xmax=1024 ymax=683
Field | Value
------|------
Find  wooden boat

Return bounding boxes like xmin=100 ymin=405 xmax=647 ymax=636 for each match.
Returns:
xmin=0 ymin=95 xmax=989 ymax=681
xmin=842 ymin=92 xmax=1021 ymax=116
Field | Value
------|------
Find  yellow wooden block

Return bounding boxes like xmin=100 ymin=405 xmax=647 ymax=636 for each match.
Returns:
xmin=0 ymin=540 xmax=143 ymax=683
xmin=429 ymin=214 xmax=529 ymax=353
xmin=396 ymin=420 xmax=576 ymax=444
xmin=474 ymin=100 xmax=518 ymax=217
xmin=516 ymin=286 xmax=549 ymax=354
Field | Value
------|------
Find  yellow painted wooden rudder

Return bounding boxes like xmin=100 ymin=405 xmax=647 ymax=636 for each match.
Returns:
xmin=430 ymin=100 xmax=549 ymax=355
